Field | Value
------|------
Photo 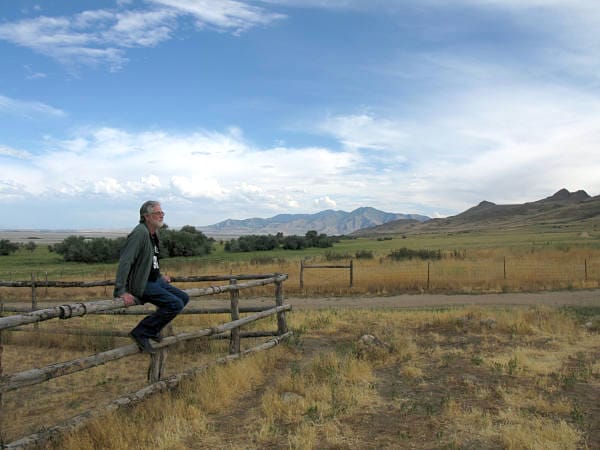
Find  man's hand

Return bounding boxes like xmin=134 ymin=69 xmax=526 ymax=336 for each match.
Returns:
xmin=162 ymin=274 xmax=171 ymax=283
xmin=122 ymin=292 xmax=137 ymax=306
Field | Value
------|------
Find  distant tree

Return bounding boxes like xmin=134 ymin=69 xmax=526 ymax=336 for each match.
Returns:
xmin=281 ymin=235 xmax=307 ymax=250
xmin=224 ymin=231 xmax=334 ymax=252
xmin=24 ymin=241 xmax=37 ymax=252
xmin=161 ymin=226 xmax=213 ymax=257
xmin=54 ymin=236 xmax=125 ymax=263
xmin=0 ymin=239 xmax=20 ymax=256
xmin=224 ymin=235 xmax=278 ymax=252
xmin=305 ymin=230 xmax=318 ymax=246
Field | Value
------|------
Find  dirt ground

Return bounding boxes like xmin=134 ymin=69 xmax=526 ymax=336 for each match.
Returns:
xmin=204 ymin=288 xmax=600 ymax=310
xmin=192 ymin=290 xmax=600 ymax=449
xmin=3 ymin=290 xmax=599 ymax=448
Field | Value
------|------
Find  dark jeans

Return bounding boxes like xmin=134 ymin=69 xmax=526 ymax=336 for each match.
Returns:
xmin=131 ymin=278 xmax=189 ymax=338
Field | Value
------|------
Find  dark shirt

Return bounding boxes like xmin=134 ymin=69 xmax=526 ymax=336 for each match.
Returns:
xmin=148 ymin=233 xmax=160 ymax=281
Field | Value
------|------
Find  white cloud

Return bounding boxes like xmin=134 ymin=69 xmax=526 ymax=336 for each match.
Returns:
xmin=314 ymin=196 xmax=337 ymax=209
xmin=101 ymin=9 xmax=178 ymax=47
xmin=0 ymin=10 xmax=169 ymax=70
xmin=0 ymin=94 xmax=66 ymax=118
xmin=319 ymin=113 xmax=409 ymax=152
xmin=2 ymin=126 xmax=358 ymax=210
xmin=170 ymin=175 xmax=229 ymax=199
xmin=0 ymin=179 xmax=27 ymax=199
xmin=0 ymin=1 xmax=284 ymax=70
xmin=313 ymin=75 xmax=600 ymax=213
xmin=94 ymin=177 xmax=127 ymax=195
xmin=0 ymin=145 xmax=32 ymax=160
xmin=149 ymin=0 xmax=286 ymax=34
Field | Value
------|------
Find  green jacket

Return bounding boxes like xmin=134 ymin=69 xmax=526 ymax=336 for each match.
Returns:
xmin=113 ymin=222 xmax=156 ymax=300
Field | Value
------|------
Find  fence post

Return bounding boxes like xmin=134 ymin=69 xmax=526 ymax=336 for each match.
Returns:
xmin=349 ymin=259 xmax=354 ymax=288
xmin=585 ymin=259 xmax=588 ymax=282
xmin=229 ymin=279 xmax=240 ymax=355
xmin=299 ymin=260 xmax=304 ymax=289
xmin=427 ymin=262 xmax=430 ymax=291
xmin=31 ymin=272 xmax=37 ymax=311
xmin=147 ymin=348 xmax=166 ymax=383
xmin=31 ymin=272 xmax=39 ymax=330
xmin=503 ymin=257 xmax=506 ymax=280
xmin=275 ymin=274 xmax=288 ymax=335
xmin=148 ymin=323 xmax=172 ymax=383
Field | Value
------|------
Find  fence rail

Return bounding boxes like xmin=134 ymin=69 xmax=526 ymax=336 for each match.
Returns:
xmin=300 ymin=259 xmax=353 ymax=288
xmin=0 ymin=273 xmax=291 ymax=448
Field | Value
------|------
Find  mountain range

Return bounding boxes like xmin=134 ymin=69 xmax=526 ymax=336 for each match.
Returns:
xmin=198 ymin=189 xmax=599 ymax=237
xmin=3 ymin=189 xmax=593 ymax=242
xmin=352 ymin=189 xmax=600 ymax=236
xmin=197 ymin=207 xmax=429 ymax=236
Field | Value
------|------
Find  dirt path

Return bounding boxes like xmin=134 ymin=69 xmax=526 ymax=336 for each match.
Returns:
xmin=233 ymin=289 xmax=600 ymax=310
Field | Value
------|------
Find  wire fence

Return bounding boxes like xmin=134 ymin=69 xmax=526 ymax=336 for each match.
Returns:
xmin=1 ymin=255 xmax=599 ymax=301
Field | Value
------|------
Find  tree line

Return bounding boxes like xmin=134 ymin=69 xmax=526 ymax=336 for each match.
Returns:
xmin=50 ymin=226 xmax=214 ymax=263
xmin=224 ymin=230 xmax=336 ymax=252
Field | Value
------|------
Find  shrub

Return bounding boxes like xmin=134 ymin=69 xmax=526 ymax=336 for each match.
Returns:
xmin=389 ymin=247 xmax=442 ymax=261
xmin=324 ymin=250 xmax=352 ymax=261
xmin=355 ymin=250 xmax=374 ymax=259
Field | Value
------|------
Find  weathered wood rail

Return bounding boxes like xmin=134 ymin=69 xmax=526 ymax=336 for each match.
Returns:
xmin=299 ymin=259 xmax=353 ymax=288
xmin=0 ymin=273 xmax=291 ymax=449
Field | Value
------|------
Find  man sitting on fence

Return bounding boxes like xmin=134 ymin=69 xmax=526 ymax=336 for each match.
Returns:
xmin=114 ymin=200 xmax=189 ymax=354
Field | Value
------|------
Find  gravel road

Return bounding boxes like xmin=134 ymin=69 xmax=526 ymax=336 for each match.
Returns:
xmin=278 ymin=289 xmax=600 ymax=310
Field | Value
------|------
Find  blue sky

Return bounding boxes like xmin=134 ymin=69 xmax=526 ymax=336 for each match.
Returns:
xmin=1 ymin=0 xmax=600 ymax=230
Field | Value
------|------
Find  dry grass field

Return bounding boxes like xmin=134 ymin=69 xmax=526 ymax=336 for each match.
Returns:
xmin=1 ymin=243 xmax=600 ymax=448
xmin=5 ymin=247 xmax=597 ymax=304
xmin=2 ymin=300 xmax=599 ymax=449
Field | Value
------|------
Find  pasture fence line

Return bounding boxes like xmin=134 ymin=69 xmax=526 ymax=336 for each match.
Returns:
xmin=0 ymin=273 xmax=284 ymax=313
xmin=0 ymin=273 xmax=291 ymax=449
xmin=300 ymin=259 xmax=353 ymax=289
xmin=4 ymin=332 xmax=290 ymax=450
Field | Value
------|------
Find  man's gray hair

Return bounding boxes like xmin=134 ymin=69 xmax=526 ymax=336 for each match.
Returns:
xmin=139 ymin=200 xmax=161 ymax=223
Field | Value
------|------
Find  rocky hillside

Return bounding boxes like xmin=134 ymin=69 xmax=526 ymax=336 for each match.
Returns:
xmin=353 ymin=189 xmax=600 ymax=236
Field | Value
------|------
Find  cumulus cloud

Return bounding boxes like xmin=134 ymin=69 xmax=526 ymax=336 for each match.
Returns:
xmin=0 ymin=126 xmax=362 ymax=218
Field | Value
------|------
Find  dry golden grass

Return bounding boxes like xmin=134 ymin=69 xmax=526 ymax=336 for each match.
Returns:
xmin=2 ymin=247 xmax=599 ymax=305
xmin=1 ymin=304 xmax=586 ymax=449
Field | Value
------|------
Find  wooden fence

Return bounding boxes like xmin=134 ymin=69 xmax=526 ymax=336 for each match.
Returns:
xmin=299 ymin=259 xmax=353 ymax=288
xmin=0 ymin=273 xmax=291 ymax=449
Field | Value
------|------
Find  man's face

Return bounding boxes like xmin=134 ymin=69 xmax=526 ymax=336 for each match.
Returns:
xmin=145 ymin=204 xmax=165 ymax=229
